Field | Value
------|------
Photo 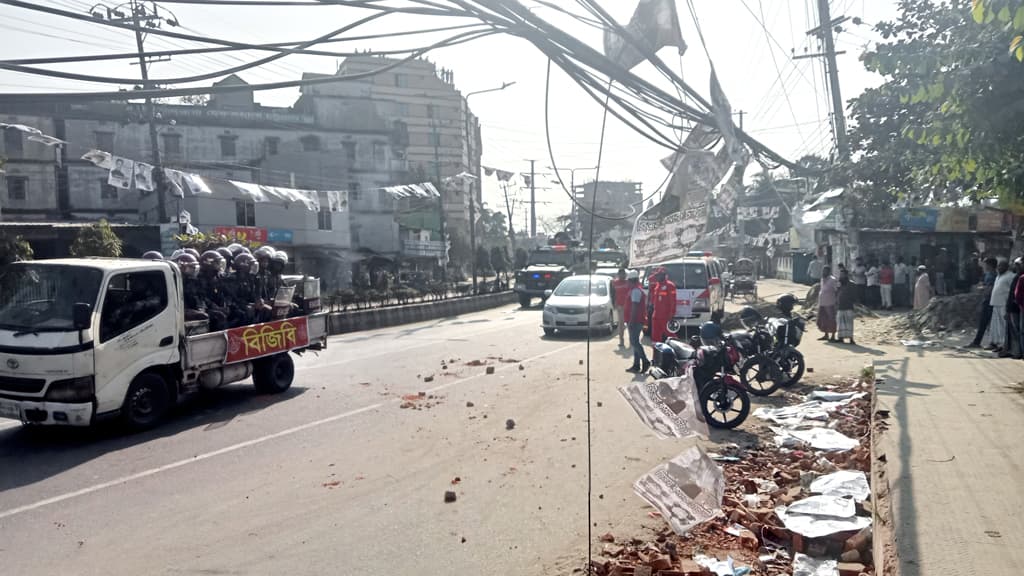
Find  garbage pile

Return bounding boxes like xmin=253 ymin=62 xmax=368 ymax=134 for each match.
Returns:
xmin=905 ymin=292 xmax=983 ymax=333
xmin=599 ymin=377 xmax=876 ymax=576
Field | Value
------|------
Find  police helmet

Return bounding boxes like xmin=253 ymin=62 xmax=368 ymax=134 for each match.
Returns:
xmin=184 ymin=248 xmax=200 ymax=259
xmin=227 ymin=243 xmax=245 ymax=257
xmin=254 ymin=246 xmax=275 ymax=261
xmin=776 ymin=293 xmax=798 ymax=314
xmin=699 ymin=321 xmax=723 ymax=346
xmin=233 ymin=253 xmax=258 ymax=275
xmin=216 ymin=247 xmax=234 ymax=264
xmin=142 ymin=250 xmax=163 ymax=260
xmin=175 ymin=253 xmax=199 ymax=278
xmin=200 ymin=250 xmax=226 ymax=275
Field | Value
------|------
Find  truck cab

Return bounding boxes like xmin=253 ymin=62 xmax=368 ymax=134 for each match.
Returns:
xmin=0 ymin=258 xmax=326 ymax=429
xmin=513 ymin=245 xmax=580 ymax=308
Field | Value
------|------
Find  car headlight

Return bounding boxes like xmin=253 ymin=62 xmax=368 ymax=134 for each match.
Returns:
xmin=45 ymin=376 xmax=95 ymax=402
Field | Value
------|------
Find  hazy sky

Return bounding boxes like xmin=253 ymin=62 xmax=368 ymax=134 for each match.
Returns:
xmin=0 ymin=0 xmax=899 ymax=231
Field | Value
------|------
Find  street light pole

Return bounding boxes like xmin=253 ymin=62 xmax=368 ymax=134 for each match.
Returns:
xmin=464 ymin=81 xmax=515 ymax=293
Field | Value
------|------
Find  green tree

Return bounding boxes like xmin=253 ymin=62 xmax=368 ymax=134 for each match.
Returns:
xmin=69 ymin=219 xmax=123 ymax=258
xmin=474 ymin=244 xmax=491 ymax=274
xmin=514 ymin=247 xmax=528 ymax=269
xmin=477 ymin=207 xmax=508 ymax=245
xmin=0 ymin=234 xmax=33 ymax=265
xmin=971 ymin=0 xmax=1024 ymax=60
xmin=489 ymin=245 xmax=508 ymax=276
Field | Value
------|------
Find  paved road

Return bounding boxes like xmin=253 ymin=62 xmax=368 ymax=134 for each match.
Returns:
xmin=0 ymin=304 xmax=694 ymax=575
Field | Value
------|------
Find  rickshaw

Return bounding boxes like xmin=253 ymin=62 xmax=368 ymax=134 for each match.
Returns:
xmin=729 ymin=258 xmax=758 ymax=301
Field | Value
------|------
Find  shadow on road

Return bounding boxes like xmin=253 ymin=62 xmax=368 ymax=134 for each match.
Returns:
xmin=0 ymin=385 xmax=306 ymax=494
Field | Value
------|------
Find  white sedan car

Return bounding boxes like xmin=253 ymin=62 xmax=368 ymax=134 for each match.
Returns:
xmin=541 ymin=275 xmax=614 ymax=336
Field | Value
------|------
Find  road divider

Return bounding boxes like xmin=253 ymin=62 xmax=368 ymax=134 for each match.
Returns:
xmin=327 ymin=291 xmax=518 ymax=334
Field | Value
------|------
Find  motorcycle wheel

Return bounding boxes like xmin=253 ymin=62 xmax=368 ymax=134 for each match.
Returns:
xmin=777 ymin=348 xmax=806 ymax=387
xmin=739 ymin=355 xmax=781 ymax=396
xmin=699 ymin=380 xmax=751 ymax=429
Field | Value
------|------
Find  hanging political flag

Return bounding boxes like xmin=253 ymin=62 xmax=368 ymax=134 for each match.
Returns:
xmin=603 ymin=0 xmax=686 ymax=70
xmin=710 ymin=68 xmax=749 ymax=165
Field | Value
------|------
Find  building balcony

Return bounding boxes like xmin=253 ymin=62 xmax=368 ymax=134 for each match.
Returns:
xmin=402 ymin=239 xmax=445 ymax=258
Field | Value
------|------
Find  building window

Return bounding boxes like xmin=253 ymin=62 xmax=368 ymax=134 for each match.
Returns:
xmin=396 ymin=102 xmax=409 ymax=116
xmin=3 ymin=128 xmax=22 ymax=157
xmin=373 ymin=142 xmax=386 ymax=165
xmin=317 ymin=209 xmax=332 ymax=231
xmin=219 ymin=135 xmax=237 ymax=157
xmin=5 ymin=175 xmax=27 ymax=200
xmin=235 ymin=200 xmax=255 ymax=226
xmin=161 ymin=133 xmax=181 ymax=155
xmin=342 ymin=140 xmax=356 ymax=162
xmin=427 ymin=104 xmax=436 ymax=119
xmin=95 ymin=131 xmax=114 ymax=152
xmin=430 ymin=131 xmax=441 ymax=147
xmin=349 ymin=181 xmax=361 ymax=201
xmin=265 ymin=136 xmax=280 ymax=156
xmin=99 ymin=178 xmax=118 ymax=200
xmin=394 ymin=73 xmax=407 ymax=88
xmin=300 ymin=135 xmax=321 ymax=152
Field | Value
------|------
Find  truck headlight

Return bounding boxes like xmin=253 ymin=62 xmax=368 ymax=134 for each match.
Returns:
xmin=45 ymin=376 xmax=95 ymax=402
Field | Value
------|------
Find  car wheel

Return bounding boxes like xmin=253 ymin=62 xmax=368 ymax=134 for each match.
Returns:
xmin=518 ymin=294 xmax=532 ymax=308
xmin=543 ymin=327 xmax=555 ymax=336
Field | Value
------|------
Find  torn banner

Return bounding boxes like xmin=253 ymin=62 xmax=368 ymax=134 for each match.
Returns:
xmin=107 ymin=157 xmax=135 ymax=189
xmin=633 ymin=445 xmax=725 ymax=535
xmin=618 ymin=375 xmax=708 ymax=440
xmin=604 ymin=0 xmax=687 ymax=70
xmin=1 ymin=123 xmax=65 ymax=146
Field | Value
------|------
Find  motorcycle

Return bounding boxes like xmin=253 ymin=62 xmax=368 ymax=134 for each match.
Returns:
xmin=650 ymin=320 xmax=751 ymax=429
xmin=733 ymin=307 xmax=806 ymax=396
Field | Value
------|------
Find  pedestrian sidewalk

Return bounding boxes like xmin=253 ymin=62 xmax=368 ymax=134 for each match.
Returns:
xmin=872 ymin=345 xmax=1024 ymax=575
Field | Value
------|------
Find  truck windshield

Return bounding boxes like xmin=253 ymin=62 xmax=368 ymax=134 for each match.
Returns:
xmin=528 ymin=251 xmax=573 ymax=267
xmin=662 ymin=263 xmax=709 ymax=290
xmin=0 ymin=264 xmax=103 ymax=331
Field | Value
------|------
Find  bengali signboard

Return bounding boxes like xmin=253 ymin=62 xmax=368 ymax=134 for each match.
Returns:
xmin=936 ymin=208 xmax=969 ymax=233
xmin=267 ymin=229 xmax=294 ymax=244
xmin=976 ymin=209 xmax=1008 ymax=232
xmin=898 ymin=207 xmax=938 ymax=232
xmin=224 ymin=317 xmax=309 ymax=364
xmin=214 ymin=226 xmax=268 ymax=243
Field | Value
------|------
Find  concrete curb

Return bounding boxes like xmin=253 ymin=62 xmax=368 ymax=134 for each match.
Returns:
xmin=326 ymin=291 xmax=517 ymax=335
xmin=870 ymin=371 xmax=900 ymax=576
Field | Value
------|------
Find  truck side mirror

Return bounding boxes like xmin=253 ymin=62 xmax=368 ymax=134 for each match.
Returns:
xmin=73 ymin=302 xmax=92 ymax=330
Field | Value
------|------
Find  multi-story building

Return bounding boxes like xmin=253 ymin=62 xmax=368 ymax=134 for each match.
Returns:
xmin=0 ymin=74 xmax=409 ymax=290
xmin=304 ymin=55 xmax=482 ymax=259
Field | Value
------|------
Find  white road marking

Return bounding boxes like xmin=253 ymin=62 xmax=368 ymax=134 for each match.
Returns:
xmin=0 ymin=341 xmax=580 ymax=520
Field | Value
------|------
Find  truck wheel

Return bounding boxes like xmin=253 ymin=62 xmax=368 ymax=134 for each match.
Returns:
xmin=254 ymin=353 xmax=295 ymax=394
xmin=122 ymin=372 xmax=170 ymax=430
xmin=519 ymin=294 xmax=532 ymax=308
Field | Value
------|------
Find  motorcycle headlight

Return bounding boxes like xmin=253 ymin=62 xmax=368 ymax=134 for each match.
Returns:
xmin=45 ymin=376 xmax=95 ymax=402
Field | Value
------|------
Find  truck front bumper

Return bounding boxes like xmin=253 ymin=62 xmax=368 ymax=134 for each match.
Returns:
xmin=0 ymin=397 xmax=93 ymax=426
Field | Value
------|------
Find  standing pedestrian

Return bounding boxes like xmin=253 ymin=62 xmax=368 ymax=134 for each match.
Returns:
xmin=893 ymin=256 xmax=909 ymax=308
xmin=611 ymin=268 xmax=629 ymax=348
xmin=989 ymin=259 xmax=1013 ymax=354
xmin=649 ymin=267 xmax=676 ymax=347
xmin=836 ymin=270 xmax=857 ymax=345
xmin=806 ymin=253 xmax=823 ymax=284
xmin=624 ymin=271 xmax=650 ymax=373
xmin=866 ymin=260 xmax=880 ymax=308
xmin=914 ymin=265 xmax=932 ymax=310
xmin=1002 ymin=259 xmax=1023 ymax=358
xmin=935 ymin=248 xmax=950 ymax=296
xmin=967 ymin=257 xmax=998 ymax=348
xmin=879 ymin=261 xmax=894 ymax=310
xmin=851 ymin=258 xmax=867 ymax=304
xmin=817 ymin=265 xmax=838 ymax=342
xmin=1015 ymin=260 xmax=1024 ymax=359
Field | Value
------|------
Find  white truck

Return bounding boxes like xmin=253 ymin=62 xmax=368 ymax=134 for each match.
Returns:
xmin=0 ymin=258 xmax=327 ymax=429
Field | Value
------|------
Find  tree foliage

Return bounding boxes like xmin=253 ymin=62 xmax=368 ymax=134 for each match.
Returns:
xmin=972 ymin=0 xmax=1024 ymax=60
xmin=0 ymin=234 xmax=33 ymax=266
xmin=846 ymin=0 xmax=1024 ymax=207
xmin=474 ymin=244 xmax=491 ymax=272
xmin=69 ymin=219 xmax=122 ymax=258
xmin=489 ymin=245 xmax=508 ymax=274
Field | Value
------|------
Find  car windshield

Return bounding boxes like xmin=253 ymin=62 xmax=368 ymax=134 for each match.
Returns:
xmin=528 ymin=250 xmax=574 ymax=266
xmin=553 ymin=278 xmax=608 ymax=297
xmin=663 ymin=263 xmax=709 ymax=289
xmin=0 ymin=264 xmax=103 ymax=331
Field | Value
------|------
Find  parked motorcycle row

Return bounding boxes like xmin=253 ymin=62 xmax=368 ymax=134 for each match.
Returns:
xmin=648 ymin=294 xmax=807 ymax=430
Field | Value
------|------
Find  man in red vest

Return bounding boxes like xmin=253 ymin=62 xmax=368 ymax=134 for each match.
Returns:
xmin=649 ymin=267 xmax=677 ymax=346
xmin=611 ymin=268 xmax=630 ymax=347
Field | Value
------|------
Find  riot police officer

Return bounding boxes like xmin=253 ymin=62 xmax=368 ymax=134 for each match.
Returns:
xmin=198 ymin=250 xmax=229 ymax=331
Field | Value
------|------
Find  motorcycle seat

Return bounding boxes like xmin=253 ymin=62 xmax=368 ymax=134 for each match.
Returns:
xmin=666 ymin=338 xmax=696 ymax=360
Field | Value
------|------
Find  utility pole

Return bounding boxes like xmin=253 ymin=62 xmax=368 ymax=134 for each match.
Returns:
xmin=812 ymin=0 xmax=849 ymax=158
xmin=733 ymin=110 xmax=745 ymax=131
xmin=526 ymin=159 xmax=537 ymax=238
xmin=431 ymin=119 xmax=447 ymax=282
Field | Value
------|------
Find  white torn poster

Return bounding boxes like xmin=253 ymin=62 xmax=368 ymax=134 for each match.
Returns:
xmin=808 ymin=390 xmax=867 ymax=403
xmin=81 ymin=149 xmax=113 ymax=169
xmin=133 ymin=161 xmax=155 ymax=192
xmin=618 ymin=375 xmax=708 ymax=439
xmin=792 ymin=553 xmax=838 ymax=576
xmin=633 ymin=445 xmax=725 ymax=536
xmin=1 ymin=123 xmax=64 ymax=146
xmin=786 ymin=495 xmax=855 ymax=518
xmin=183 ymin=173 xmax=212 ymax=195
xmin=230 ymin=180 xmax=268 ymax=203
xmin=810 ymin=470 xmax=870 ymax=502
xmin=783 ymin=428 xmax=859 ymax=452
xmin=753 ymin=401 xmax=830 ymax=426
xmin=325 ymin=190 xmax=347 ymax=212
xmin=775 ymin=505 xmax=871 ymax=538
xmin=107 ymin=156 xmax=135 ymax=189
xmin=164 ymin=169 xmax=186 ymax=198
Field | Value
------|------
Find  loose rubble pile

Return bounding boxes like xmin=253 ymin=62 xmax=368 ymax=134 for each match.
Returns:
xmin=592 ymin=377 xmax=876 ymax=576
xmin=905 ymin=292 xmax=983 ymax=333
